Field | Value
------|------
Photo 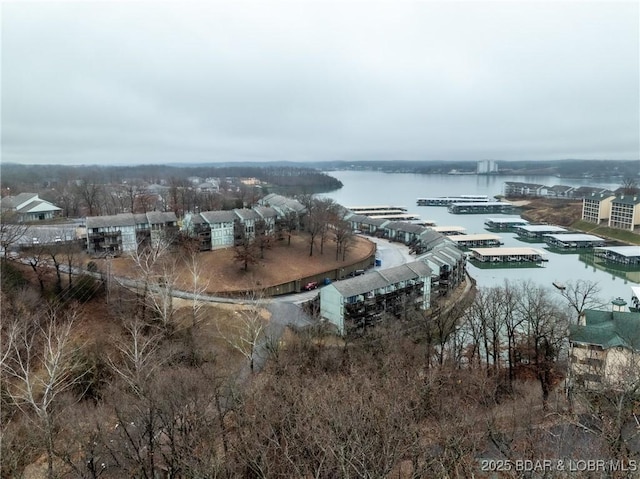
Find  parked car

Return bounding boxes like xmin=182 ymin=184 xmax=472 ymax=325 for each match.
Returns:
xmin=31 ymin=237 xmax=40 ymax=245
xmin=303 ymin=281 xmax=319 ymax=291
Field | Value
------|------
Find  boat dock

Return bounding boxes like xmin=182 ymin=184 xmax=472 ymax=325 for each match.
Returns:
xmin=369 ymin=213 xmax=421 ymax=221
xmin=348 ymin=205 xmax=408 ymax=213
xmin=448 ymin=202 xmax=514 ymax=214
xmin=432 ymin=225 xmax=466 ymax=235
xmin=485 ymin=217 xmax=529 ymax=230
xmin=347 ymin=205 xmax=419 ymax=222
xmin=544 ymin=233 xmax=606 ymax=249
xmin=417 ymin=195 xmax=489 ymax=206
xmin=593 ymin=246 xmax=640 ymax=266
xmin=447 ymin=233 xmax=502 ymax=248
xmin=515 ymin=224 xmax=568 ymax=239
xmin=469 ymin=247 xmax=547 ymax=263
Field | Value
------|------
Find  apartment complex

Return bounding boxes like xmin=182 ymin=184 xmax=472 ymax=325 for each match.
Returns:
xmin=86 ymin=211 xmax=178 ymax=255
xmin=581 ymin=192 xmax=616 ymax=224
xmin=320 ymin=261 xmax=433 ymax=335
xmin=581 ymin=194 xmax=640 ymax=231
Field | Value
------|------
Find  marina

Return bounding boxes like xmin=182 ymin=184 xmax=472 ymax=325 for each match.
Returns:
xmin=322 ymin=170 xmax=636 ymax=303
xmin=543 ymin=233 xmax=606 ymax=249
xmin=468 ymin=247 xmax=547 ymax=264
xmin=447 ymin=233 xmax=502 ymax=248
xmin=417 ymin=195 xmax=489 ymax=206
xmin=448 ymin=201 xmax=515 ymax=214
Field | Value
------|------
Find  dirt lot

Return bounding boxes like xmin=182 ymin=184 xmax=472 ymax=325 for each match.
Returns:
xmin=516 ymin=198 xmax=583 ymax=226
xmin=93 ymin=234 xmax=375 ymax=294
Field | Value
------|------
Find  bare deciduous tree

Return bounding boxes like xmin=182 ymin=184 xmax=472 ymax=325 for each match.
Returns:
xmin=0 ymin=211 xmax=29 ymax=259
xmin=557 ymin=279 xmax=607 ymax=323
xmin=107 ymin=317 xmax=164 ymax=397
xmin=217 ymin=297 xmax=269 ymax=373
xmin=2 ymin=309 xmax=89 ymax=479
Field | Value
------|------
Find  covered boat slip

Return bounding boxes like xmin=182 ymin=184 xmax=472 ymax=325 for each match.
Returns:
xmin=469 ymin=247 xmax=547 ymax=263
xmin=515 ymin=224 xmax=568 ymax=239
xmin=484 ymin=217 xmax=529 ymax=230
xmin=368 ymin=213 xmax=421 ymax=221
xmin=416 ymin=195 xmax=489 ymax=206
xmin=593 ymin=246 xmax=640 ymax=266
xmin=348 ymin=205 xmax=408 ymax=212
xmin=447 ymin=233 xmax=503 ymax=248
xmin=432 ymin=225 xmax=466 ymax=235
xmin=544 ymin=233 xmax=606 ymax=249
xmin=447 ymin=202 xmax=515 ymax=214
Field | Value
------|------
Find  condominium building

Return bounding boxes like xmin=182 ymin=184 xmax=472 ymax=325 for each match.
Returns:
xmin=608 ymin=195 xmax=640 ymax=231
xmin=581 ymin=193 xmax=615 ymax=225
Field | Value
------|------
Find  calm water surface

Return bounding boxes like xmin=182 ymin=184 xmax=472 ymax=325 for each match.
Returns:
xmin=320 ymin=171 xmax=638 ymax=304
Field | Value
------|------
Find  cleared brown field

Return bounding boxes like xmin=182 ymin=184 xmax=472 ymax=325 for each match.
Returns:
xmin=93 ymin=233 xmax=375 ymax=294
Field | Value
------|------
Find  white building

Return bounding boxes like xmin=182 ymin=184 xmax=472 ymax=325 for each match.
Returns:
xmin=1 ymin=193 xmax=62 ymax=222
xmin=477 ymin=160 xmax=498 ymax=175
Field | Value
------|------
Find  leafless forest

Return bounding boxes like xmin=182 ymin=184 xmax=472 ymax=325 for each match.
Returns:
xmin=2 ymin=243 xmax=639 ymax=479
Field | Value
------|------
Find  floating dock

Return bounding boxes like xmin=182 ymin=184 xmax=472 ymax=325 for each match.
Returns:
xmin=515 ymin=224 xmax=568 ymax=239
xmin=544 ymin=233 xmax=606 ymax=249
xmin=447 ymin=233 xmax=503 ymax=248
xmin=485 ymin=217 xmax=529 ymax=230
xmin=448 ymin=202 xmax=514 ymax=214
xmin=469 ymin=247 xmax=547 ymax=263
xmin=417 ymin=195 xmax=489 ymax=206
xmin=369 ymin=213 xmax=421 ymax=221
xmin=347 ymin=206 xmax=420 ymax=222
xmin=593 ymin=246 xmax=640 ymax=266
xmin=432 ymin=225 xmax=466 ymax=235
xmin=348 ymin=205 xmax=407 ymax=213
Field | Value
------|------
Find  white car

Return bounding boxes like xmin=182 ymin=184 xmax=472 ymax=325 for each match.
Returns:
xmin=31 ymin=237 xmax=40 ymax=245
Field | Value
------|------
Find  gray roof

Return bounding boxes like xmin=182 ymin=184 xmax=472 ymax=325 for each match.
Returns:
xmin=86 ymin=213 xmax=137 ymax=229
xmin=572 ymin=186 xmax=614 ymax=197
xmin=347 ymin=214 xmax=369 ymax=223
xmin=146 ymin=211 xmax=177 ymax=224
xmin=0 ymin=192 xmax=38 ymax=209
xmin=385 ymin=221 xmax=425 ymax=234
xmin=234 ymin=208 xmax=260 ymax=221
xmin=332 ymin=260 xmax=431 ymax=297
xmin=200 ymin=210 xmax=237 ymax=223
xmin=260 ymin=193 xmax=306 ymax=213
xmin=254 ymin=206 xmax=278 ymax=219
xmin=612 ymin=195 xmax=640 ymax=206
xmin=15 ymin=199 xmax=62 ymax=213
xmin=359 ymin=217 xmax=389 ymax=227
xmin=547 ymin=185 xmax=575 ymax=193
xmin=505 ymin=182 xmax=546 ymax=189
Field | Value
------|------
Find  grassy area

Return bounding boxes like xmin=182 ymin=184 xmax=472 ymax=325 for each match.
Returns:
xmin=571 ymin=220 xmax=640 ymax=245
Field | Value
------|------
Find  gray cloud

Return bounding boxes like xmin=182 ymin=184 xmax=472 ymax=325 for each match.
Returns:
xmin=2 ymin=1 xmax=638 ymax=165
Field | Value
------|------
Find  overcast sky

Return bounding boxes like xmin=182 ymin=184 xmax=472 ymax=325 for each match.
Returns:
xmin=2 ymin=1 xmax=639 ymax=165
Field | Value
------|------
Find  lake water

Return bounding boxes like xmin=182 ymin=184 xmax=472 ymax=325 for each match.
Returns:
xmin=320 ymin=170 xmax=638 ymax=305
